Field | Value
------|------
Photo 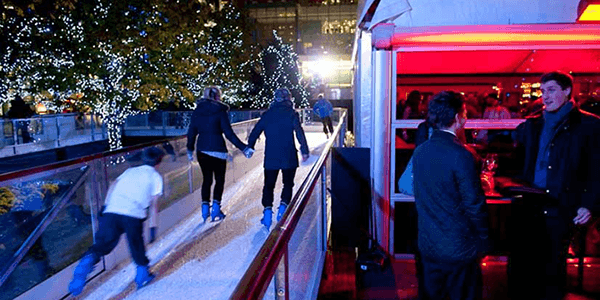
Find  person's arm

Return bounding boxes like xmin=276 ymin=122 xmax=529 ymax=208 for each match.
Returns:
xmin=186 ymin=112 xmax=197 ymax=152
xmin=293 ymin=112 xmax=309 ymax=160
xmin=576 ymin=125 xmax=600 ymax=224
xmin=455 ymin=150 xmax=490 ymax=251
xmin=247 ymin=116 xmax=266 ymax=149
xmin=148 ymin=173 xmax=163 ymax=243
xmin=219 ymin=111 xmax=247 ymax=151
xmin=414 ymin=122 xmax=429 ymax=147
xmin=147 ymin=194 xmax=160 ymax=243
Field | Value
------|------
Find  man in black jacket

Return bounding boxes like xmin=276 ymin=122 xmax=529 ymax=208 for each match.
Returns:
xmin=247 ymin=88 xmax=309 ymax=230
xmin=413 ymin=91 xmax=489 ymax=300
xmin=513 ymin=71 xmax=600 ymax=299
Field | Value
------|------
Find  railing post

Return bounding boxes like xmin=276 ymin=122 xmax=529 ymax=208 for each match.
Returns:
xmin=55 ymin=116 xmax=61 ymax=148
xmin=91 ymin=113 xmax=96 ymax=141
xmin=338 ymin=118 xmax=346 ymax=148
xmin=12 ymin=120 xmax=18 ymax=148
xmin=162 ymin=111 xmax=167 ymax=136
xmin=321 ymin=165 xmax=328 ymax=252
xmin=274 ymin=245 xmax=290 ymax=300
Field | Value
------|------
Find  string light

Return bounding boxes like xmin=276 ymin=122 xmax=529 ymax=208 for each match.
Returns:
xmin=250 ymin=31 xmax=309 ymax=109
xmin=1 ymin=2 xmax=307 ymax=150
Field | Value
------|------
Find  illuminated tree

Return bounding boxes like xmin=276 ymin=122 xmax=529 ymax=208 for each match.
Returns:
xmin=0 ymin=2 xmax=84 ymax=109
xmin=1 ymin=1 xmax=258 ymax=149
xmin=250 ymin=31 xmax=309 ymax=109
xmin=191 ymin=4 xmax=255 ymax=108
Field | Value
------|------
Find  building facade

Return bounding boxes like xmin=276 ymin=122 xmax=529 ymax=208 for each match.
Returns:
xmin=241 ymin=0 xmax=357 ymax=101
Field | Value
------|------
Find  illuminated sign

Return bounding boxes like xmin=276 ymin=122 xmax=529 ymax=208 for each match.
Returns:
xmin=578 ymin=1 xmax=600 ymax=22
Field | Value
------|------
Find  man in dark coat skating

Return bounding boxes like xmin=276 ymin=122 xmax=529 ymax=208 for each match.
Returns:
xmin=247 ymin=88 xmax=310 ymax=229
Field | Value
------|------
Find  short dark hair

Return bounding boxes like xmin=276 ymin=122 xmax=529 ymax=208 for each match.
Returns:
xmin=427 ymin=91 xmax=465 ymax=130
xmin=486 ymin=92 xmax=498 ymax=100
xmin=540 ymin=71 xmax=573 ymax=98
xmin=142 ymin=146 xmax=165 ymax=167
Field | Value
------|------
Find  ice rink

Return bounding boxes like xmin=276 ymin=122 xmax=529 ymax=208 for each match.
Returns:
xmin=77 ymin=131 xmax=329 ymax=300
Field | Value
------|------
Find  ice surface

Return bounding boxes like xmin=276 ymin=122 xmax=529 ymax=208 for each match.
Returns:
xmin=82 ymin=132 xmax=328 ymax=300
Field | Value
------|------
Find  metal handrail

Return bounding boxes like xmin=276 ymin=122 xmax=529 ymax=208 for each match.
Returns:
xmin=229 ymin=110 xmax=347 ymax=299
xmin=0 ymin=117 xmax=260 ymax=183
xmin=0 ymin=165 xmax=90 ymax=287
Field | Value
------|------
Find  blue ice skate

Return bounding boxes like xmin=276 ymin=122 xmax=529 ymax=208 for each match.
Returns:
xmin=201 ymin=202 xmax=210 ymax=222
xmin=69 ymin=253 xmax=98 ymax=296
xmin=211 ymin=201 xmax=226 ymax=222
xmin=261 ymin=207 xmax=273 ymax=229
xmin=277 ymin=203 xmax=288 ymax=222
xmin=135 ymin=265 xmax=155 ymax=289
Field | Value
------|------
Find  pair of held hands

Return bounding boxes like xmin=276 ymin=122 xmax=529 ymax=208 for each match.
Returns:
xmin=187 ymin=149 xmax=310 ymax=162
xmin=185 ymin=148 xmax=254 ymax=161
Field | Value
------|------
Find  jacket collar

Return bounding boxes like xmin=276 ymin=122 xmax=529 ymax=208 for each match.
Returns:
xmin=270 ymin=100 xmax=294 ymax=109
xmin=431 ymin=129 xmax=462 ymax=144
xmin=197 ymin=98 xmax=230 ymax=111
xmin=530 ymin=105 xmax=584 ymax=129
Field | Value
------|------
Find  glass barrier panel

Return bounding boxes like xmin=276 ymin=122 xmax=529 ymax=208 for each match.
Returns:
xmin=0 ymin=166 xmax=92 ymax=300
xmin=125 ymin=114 xmax=148 ymax=128
xmin=154 ymin=140 xmax=193 ymax=212
xmin=147 ymin=111 xmax=164 ymax=129
xmin=1 ymin=119 xmax=14 ymax=147
xmin=394 ymin=128 xmax=417 ymax=194
xmin=287 ymin=173 xmax=323 ymax=300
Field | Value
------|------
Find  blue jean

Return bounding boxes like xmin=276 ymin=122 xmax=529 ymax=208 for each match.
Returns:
xmin=88 ymin=213 xmax=149 ymax=266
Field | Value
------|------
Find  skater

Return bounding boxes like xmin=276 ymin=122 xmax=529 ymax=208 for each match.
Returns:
xmin=313 ymin=94 xmax=334 ymax=138
xmin=186 ymin=86 xmax=251 ymax=222
xmin=68 ymin=147 xmax=165 ymax=296
xmin=246 ymin=88 xmax=310 ymax=230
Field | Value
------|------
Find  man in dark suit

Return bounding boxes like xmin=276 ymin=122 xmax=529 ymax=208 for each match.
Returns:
xmin=413 ymin=90 xmax=489 ymax=300
xmin=513 ymin=71 xmax=600 ymax=299
xmin=247 ymin=88 xmax=310 ymax=230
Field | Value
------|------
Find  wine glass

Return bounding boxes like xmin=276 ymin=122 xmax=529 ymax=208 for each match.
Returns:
xmin=484 ymin=153 xmax=498 ymax=173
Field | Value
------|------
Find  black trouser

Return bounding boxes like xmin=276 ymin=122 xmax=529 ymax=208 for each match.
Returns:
xmin=508 ymin=203 xmax=570 ymax=300
xmin=197 ymin=152 xmax=227 ymax=203
xmin=88 ymin=213 xmax=149 ymax=266
xmin=420 ymin=256 xmax=482 ymax=300
xmin=262 ymin=168 xmax=296 ymax=208
xmin=321 ymin=116 xmax=334 ymax=135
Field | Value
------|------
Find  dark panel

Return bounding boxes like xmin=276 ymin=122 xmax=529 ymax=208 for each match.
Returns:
xmin=330 ymin=147 xmax=370 ymax=250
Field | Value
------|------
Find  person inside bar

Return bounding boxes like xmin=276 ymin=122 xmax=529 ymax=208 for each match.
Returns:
xmin=512 ymin=70 xmax=600 ymax=299
xmin=413 ymin=90 xmax=489 ymax=300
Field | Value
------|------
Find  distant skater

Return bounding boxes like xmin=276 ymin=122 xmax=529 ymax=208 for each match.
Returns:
xmin=247 ymin=88 xmax=309 ymax=230
xmin=69 ymin=147 xmax=165 ymax=296
xmin=313 ymin=94 xmax=334 ymax=138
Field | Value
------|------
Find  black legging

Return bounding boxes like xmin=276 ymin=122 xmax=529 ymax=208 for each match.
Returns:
xmin=197 ymin=152 xmax=227 ymax=203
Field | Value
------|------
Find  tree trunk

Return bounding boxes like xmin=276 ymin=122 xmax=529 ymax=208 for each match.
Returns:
xmin=105 ymin=118 xmax=123 ymax=150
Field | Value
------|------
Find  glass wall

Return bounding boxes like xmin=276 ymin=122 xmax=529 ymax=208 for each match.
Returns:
xmin=0 ymin=117 xmax=263 ymax=300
